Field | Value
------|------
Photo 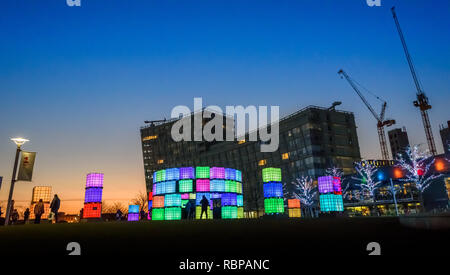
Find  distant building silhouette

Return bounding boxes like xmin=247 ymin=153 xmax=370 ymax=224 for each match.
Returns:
xmin=439 ymin=121 xmax=450 ymax=154
xmin=388 ymin=127 xmax=410 ymax=159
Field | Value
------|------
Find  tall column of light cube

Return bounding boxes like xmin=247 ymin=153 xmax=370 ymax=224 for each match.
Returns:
xmin=151 ymin=166 xmax=244 ymax=220
xmin=30 ymin=186 xmax=52 ymax=219
xmin=128 ymin=205 xmax=139 ymax=221
xmin=318 ymin=176 xmax=344 ymax=213
xmin=288 ymin=199 xmax=301 ymax=218
xmin=262 ymin=168 xmax=284 ymax=214
xmin=83 ymin=173 xmax=103 ymax=219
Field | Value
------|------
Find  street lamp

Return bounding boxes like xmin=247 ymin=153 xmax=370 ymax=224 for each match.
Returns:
xmin=4 ymin=137 xmax=29 ymax=226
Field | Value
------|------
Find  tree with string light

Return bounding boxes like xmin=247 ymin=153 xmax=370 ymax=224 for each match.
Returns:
xmin=290 ymin=176 xmax=318 ymax=218
xmin=395 ymin=145 xmax=442 ymax=212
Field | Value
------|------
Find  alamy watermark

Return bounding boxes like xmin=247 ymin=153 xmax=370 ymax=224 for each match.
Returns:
xmin=366 ymin=0 xmax=381 ymax=7
xmin=170 ymin=98 xmax=279 ymax=153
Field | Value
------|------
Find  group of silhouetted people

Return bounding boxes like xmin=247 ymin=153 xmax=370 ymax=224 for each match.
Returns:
xmin=0 ymin=194 xmax=61 ymax=225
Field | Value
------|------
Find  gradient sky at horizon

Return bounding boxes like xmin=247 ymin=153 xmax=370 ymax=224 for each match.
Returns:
xmin=1 ymin=0 xmax=449 ymax=214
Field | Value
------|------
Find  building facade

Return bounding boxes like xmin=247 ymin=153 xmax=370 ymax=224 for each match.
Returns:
xmin=388 ymin=127 xmax=410 ymax=159
xmin=439 ymin=121 xmax=450 ymax=154
xmin=140 ymin=105 xmax=361 ymax=213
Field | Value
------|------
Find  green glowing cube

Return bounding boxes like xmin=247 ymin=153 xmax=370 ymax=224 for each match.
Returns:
xmin=195 ymin=206 xmax=212 ymax=219
xmin=165 ymin=207 xmax=182 ymax=220
xmin=196 ymin=166 xmax=210 ymax=179
xmin=225 ymin=180 xmax=238 ymax=193
xmin=262 ymin=168 xmax=282 ymax=183
xmin=222 ymin=206 xmax=238 ymax=219
xmin=179 ymin=179 xmax=193 ymax=193
xmin=152 ymin=208 xmax=165 ymax=220
xmin=237 ymin=207 xmax=244 ymax=218
xmin=181 ymin=199 xmax=189 ymax=208
xmin=156 ymin=170 xmax=166 ymax=182
xmin=264 ymin=198 xmax=284 ymax=214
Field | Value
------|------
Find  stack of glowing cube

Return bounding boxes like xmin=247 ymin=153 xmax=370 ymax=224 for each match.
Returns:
xmin=262 ymin=168 xmax=284 ymax=214
xmin=288 ymin=199 xmax=301 ymax=218
xmin=318 ymin=176 xmax=344 ymax=212
xmin=128 ymin=205 xmax=139 ymax=221
xmin=151 ymin=166 xmax=244 ymax=220
xmin=83 ymin=173 xmax=103 ymax=218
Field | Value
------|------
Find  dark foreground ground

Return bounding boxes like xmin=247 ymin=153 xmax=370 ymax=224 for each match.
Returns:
xmin=0 ymin=216 xmax=449 ymax=268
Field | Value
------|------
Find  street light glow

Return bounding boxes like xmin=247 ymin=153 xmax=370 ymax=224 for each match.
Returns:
xmin=11 ymin=137 xmax=29 ymax=147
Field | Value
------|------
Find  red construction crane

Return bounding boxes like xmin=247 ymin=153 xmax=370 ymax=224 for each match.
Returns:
xmin=338 ymin=69 xmax=395 ymax=160
xmin=391 ymin=7 xmax=437 ymax=155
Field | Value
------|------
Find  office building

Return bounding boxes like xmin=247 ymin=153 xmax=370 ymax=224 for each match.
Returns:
xmin=439 ymin=121 xmax=450 ymax=154
xmin=388 ymin=127 xmax=410 ymax=159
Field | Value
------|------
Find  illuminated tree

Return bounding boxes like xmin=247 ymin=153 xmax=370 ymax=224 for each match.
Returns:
xmin=352 ymin=162 xmax=383 ymax=202
xmin=131 ymin=191 xmax=148 ymax=212
xmin=396 ymin=145 xmax=442 ymax=211
xmin=326 ymin=167 xmax=343 ymax=178
xmin=291 ymin=176 xmax=318 ymax=217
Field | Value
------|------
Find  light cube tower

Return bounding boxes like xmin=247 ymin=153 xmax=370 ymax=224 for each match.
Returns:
xmin=128 ymin=205 xmax=139 ymax=221
xmin=287 ymin=199 xmax=301 ymax=218
xmin=147 ymin=191 xmax=153 ymax=220
xmin=30 ymin=186 xmax=52 ymax=219
xmin=262 ymin=168 xmax=284 ymax=215
xmin=318 ymin=176 xmax=344 ymax=213
xmin=83 ymin=173 xmax=103 ymax=218
xmin=151 ymin=166 xmax=244 ymax=220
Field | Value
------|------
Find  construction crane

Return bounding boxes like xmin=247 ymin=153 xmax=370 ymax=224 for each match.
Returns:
xmin=338 ymin=69 xmax=396 ymax=160
xmin=391 ymin=7 xmax=437 ymax=155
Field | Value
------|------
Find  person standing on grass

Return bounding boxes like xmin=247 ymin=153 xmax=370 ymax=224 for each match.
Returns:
xmin=23 ymin=208 xmax=30 ymax=224
xmin=140 ymin=209 xmax=146 ymax=220
xmin=34 ymin=199 xmax=45 ymax=224
xmin=200 ymin=196 xmax=209 ymax=219
xmin=50 ymin=194 xmax=60 ymax=223
xmin=116 ymin=209 xmax=123 ymax=221
xmin=185 ymin=200 xmax=192 ymax=219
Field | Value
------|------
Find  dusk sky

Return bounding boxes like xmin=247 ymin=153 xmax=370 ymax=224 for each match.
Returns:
xmin=1 ymin=0 xmax=449 ymax=214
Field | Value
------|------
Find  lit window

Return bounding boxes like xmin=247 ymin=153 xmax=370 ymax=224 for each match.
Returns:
xmin=258 ymin=159 xmax=267 ymax=166
xmin=282 ymin=153 xmax=289 ymax=160
xmin=238 ymin=140 xmax=246 ymax=144
xmin=157 ymin=159 xmax=164 ymax=164
xmin=143 ymin=135 xmax=158 ymax=141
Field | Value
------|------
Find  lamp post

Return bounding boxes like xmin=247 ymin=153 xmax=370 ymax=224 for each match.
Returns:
xmin=4 ymin=137 xmax=29 ymax=226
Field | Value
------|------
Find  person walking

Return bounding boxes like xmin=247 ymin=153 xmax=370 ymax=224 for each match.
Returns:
xmin=23 ymin=208 xmax=30 ymax=224
xmin=50 ymin=194 xmax=61 ymax=223
xmin=185 ymin=200 xmax=192 ymax=220
xmin=34 ymin=199 xmax=45 ymax=224
xmin=200 ymin=196 xmax=209 ymax=219
xmin=11 ymin=209 xmax=19 ymax=225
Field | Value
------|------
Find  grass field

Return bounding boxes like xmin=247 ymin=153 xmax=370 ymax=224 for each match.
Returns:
xmin=0 ymin=216 xmax=449 ymax=258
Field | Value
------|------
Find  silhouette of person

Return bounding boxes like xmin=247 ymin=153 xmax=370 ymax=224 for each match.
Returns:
xmin=200 ymin=196 xmax=209 ymax=219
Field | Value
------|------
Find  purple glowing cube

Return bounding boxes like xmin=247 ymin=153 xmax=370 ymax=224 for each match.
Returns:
xmin=210 ymin=167 xmax=225 ymax=179
xmin=128 ymin=213 xmax=139 ymax=221
xmin=318 ymin=176 xmax=334 ymax=194
xmin=180 ymin=167 xmax=195 ymax=179
xmin=86 ymin=173 xmax=104 ymax=188
xmin=222 ymin=193 xmax=237 ymax=206
xmin=84 ymin=187 xmax=103 ymax=203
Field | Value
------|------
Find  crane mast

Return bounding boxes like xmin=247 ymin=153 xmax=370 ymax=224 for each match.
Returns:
xmin=391 ymin=7 xmax=437 ymax=155
xmin=338 ymin=69 xmax=395 ymax=160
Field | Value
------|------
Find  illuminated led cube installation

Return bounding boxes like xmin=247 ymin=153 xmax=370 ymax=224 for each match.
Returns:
xmin=318 ymin=176 xmax=334 ymax=194
xmin=128 ymin=213 xmax=139 ymax=221
xmin=83 ymin=172 xmax=104 ymax=219
xmin=129 ymin=205 xmax=139 ymax=214
xmin=288 ymin=208 xmax=301 ymax=218
xmin=318 ymin=176 xmax=344 ymax=212
xmin=262 ymin=168 xmax=282 ymax=183
xmin=222 ymin=206 xmax=238 ymax=219
xmin=262 ymin=168 xmax=284 ymax=215
xmin=288 ymin=199 xmax=301 ymax=208
xmin=152 ymin=166 xmax=244 ymax=220
xmin=196 ymin=206 xmax=212 ymax=219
